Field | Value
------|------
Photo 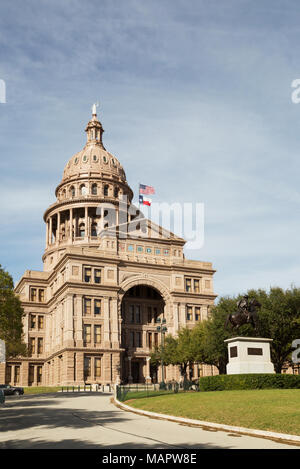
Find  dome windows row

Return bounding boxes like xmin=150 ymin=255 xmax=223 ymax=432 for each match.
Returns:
xmin=58 ymin=182 xmax=123 ymax=200
xmin=73 ymin=153 xmax=118 ymax=167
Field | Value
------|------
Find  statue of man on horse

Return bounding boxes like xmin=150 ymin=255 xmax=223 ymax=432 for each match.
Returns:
xmin=225 ymin=295 xmax=261 ymax=332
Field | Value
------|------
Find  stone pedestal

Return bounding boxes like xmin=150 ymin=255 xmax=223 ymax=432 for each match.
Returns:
xmin=224 ymin=337 xmax=275 ymax=375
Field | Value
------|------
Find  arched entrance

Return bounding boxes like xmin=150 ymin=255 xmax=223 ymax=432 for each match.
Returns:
xmin=120 ymin=284 xmax=165 ymax=384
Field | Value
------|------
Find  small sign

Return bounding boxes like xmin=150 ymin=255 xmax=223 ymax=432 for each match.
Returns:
xmin=0 ymin=340 xmax=6 ymax=363
xmin=247 ymin=347 xmax=263 ymax=356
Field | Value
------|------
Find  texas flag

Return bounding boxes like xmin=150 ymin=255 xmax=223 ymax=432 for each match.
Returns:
xmin=139 ymin=184 xmax=155 ymax=195
xmin=139 ymin=194 xmax=152 ymax=206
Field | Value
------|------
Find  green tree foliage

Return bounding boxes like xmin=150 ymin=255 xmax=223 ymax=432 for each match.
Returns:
xmin=150 ymin=328 xmax=195 ymax=379
xmin=0 ymin=265 xmax=27 ymax=358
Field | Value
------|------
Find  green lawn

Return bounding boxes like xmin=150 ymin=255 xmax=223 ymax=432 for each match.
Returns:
xmin=23 ymin=386 xmax=61 ymax=395
xmin=125 ymin=389 xmax=300 ymax=436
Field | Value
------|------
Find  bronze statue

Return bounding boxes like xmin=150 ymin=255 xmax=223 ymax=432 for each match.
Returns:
xmin=225 ymin=296 xmax=261 ymax=332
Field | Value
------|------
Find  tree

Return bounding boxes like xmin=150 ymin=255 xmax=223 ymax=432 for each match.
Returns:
xmin=0 ymin=265 xmax=27 ymax=358
xmin=150 ymin=328 xmax=196 ymax=380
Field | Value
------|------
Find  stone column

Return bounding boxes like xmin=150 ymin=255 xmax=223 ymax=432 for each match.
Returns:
xmin=75 ymin=295 xmax=83 ymax=347
xmin=64 ymin=295 xmax=74 ymax=347
xmin=85 ymin=206 xmax=88 ymax=240
xmin=49 ymin=216 xmax=53 ymax=245
xmin=70 ymin=208 xmax=73 ymax=242
xmin=57 ymin=211 xmax=61 ymax=244
xmin=103 ymin=298 xmax=111 ymax=348
xmin=145 ymin=357 xmax=151 ymax=384
xmin=110 ymin=298 xmax=119 ymax=349
xmin=173 ymin=302 xmax=179 ymax=335
xmin=45 ymin=221 xmax=49 ymax=248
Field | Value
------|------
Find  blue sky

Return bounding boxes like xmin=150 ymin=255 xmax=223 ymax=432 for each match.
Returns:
xmin=1 ymin=0 xmax=300 ymax=298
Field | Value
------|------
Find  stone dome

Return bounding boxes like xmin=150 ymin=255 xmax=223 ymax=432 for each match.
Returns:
xmin=62 ymin=144 xmax=126 ymax=183
xmin=60 ymin=107 xmax=127 ymax=184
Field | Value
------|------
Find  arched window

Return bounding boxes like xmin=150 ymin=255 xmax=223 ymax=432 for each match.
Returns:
xmin=62 ymin=189 xmax=66 ymax=199
xmin=114 ymin=187 xmax=119 ymax=198
xmin=104 ymin=185 xmax=109 ymax=196
xmin=79 ymin=223 xmax=85 ymax=238
xmin=70 ymin=186 xmax=75 ymax=197
xmin=91 ymin=184 xmax=97 ymax=195
xmin=80 ymin=184 xmax=88 ymax=196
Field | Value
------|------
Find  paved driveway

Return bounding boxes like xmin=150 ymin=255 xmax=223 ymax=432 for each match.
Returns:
xmin=0 ymin=393 xmax=298 ymax=449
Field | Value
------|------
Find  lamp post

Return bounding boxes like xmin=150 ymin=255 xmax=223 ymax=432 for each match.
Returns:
xmin=156 ymin=318 xmax=167 ymax=384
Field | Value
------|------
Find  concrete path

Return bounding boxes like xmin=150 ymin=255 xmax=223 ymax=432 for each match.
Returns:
xmin=0 ymin=393 xmax=298 ymax=449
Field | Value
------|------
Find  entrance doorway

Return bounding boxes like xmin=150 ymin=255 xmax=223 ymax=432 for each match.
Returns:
xmin=120 ymin=284 xmax=165 ymax=384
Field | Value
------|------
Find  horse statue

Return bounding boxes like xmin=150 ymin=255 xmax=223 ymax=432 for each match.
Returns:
xmin=225 ymin=296 xmax=261 ymax=332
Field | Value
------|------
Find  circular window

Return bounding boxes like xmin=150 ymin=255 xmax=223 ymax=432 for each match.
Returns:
xmin=93 ymin=154 xmax=98 ymax=162
xmin=82 ymin=155 xmax=88 ymax=163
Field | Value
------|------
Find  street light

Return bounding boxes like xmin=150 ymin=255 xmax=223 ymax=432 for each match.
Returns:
xmin=156 ymin=317 xmax=167 ymax=384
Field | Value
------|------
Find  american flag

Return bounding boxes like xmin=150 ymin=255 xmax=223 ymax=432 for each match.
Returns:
xmin=139 ymin=184 xmax=155 ymax=195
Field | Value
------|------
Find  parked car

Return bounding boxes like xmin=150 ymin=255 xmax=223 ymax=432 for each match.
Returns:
xmin=0 ymin=384 xmax=24 ymax=396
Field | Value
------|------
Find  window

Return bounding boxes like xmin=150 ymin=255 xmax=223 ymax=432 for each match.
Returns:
xmin=93 ymin=154 xmax=98 ymax=162
xmin=135 ymin=305 xmax=141 ymax=323
xmin=155 ymin=249 xmax=161 ymax=255
xmin=84 ymin=268 xmax=91 ymax=283
xmin=79 ymin=223 xmax=85 ymax=237
xmin=30 ymin=314 xmax=36 ymax=329
xmin=84 ymin=298 xmax=91 ymax=316
xmin=194 ymin=279 xmax=200 ymax=293
xmin=104 ymin=185 xmax=109 ymax=196
xmin=164 ymin=249 xmax=169 ymax=255
xmin=80 ymin=185 xmax=88 ymax=196
xmin=129 ymin=331 xmax=135 ymax=347
xmin=185 ymin=278 xmax=192 ymax=292
xmin=195 ymin=307 xmax=201 ymax=321
xmin=148 ymin=332 xmax=153 ymax=349
xmin=95 ymin=358 xmax=101 ymax=377
xmin=70 ymin=186 xmax=75 ymax=197
xmin=38 ymin=289 xmax=45 ymax=302
xmin=37 ymin=366 xmax=42 ymax=383
xmin=130 ymin=305 xmax=135 ymax=323
xmin=137 ymin=246 xmax=143 ymax=253
xmin=30 ymin=338 xmax=36 ymax=355
xmin=136 ymin=332 xmax=142 ymax=348
xmin=38 ymin=316 xmax=44 ymax=330
xmin=114 ymin=187 xmax=119 ymax=198
xmin=94 ymin=299 xmax=101 ymax=315
xmin=14 ymin=366 xmax=20 ymax=384
xmin=148 ymin=306 xmax=152 ymax=323
xmin=91 ymin=223 xmax=97 ymax=237
xmin=37 ymin=338 xmax=43 ymax=355
xmin=30 ymin=288 xmax=37 ymax=302
xmin=84 ymin=357 xmax=91 ymax=380
xmin=94 ymin=325 xmax=101 ymax=344
xmin=127 ymin=245 xmax=134 ymax=252
xmin=84 ymin=325 xmax=91 ymax=344
xmin=186 ymin=305 xmax=193 ymax=321
xmin=94 ymin=269 xmax=101 ymax=284
xmin=146 ymin=248 xmax=152 ymax=254
xmin=92 ymin=184 xmax=97 ymax=195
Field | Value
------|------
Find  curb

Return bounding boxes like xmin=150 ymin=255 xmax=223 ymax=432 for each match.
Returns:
xmin=114 ymin=397 xmax=300 ymax=446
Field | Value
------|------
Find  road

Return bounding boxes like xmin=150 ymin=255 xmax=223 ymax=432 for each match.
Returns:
xmin=0 ymin=392 xmax=298 ymax=449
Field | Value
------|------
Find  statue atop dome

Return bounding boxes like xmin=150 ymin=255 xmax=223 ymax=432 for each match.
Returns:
xmin=92 ymin=102 xmax=99 ymax=116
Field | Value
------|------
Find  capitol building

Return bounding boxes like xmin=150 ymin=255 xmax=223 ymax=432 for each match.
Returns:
xmin=5 ymin=106 xmax=217 ymax=387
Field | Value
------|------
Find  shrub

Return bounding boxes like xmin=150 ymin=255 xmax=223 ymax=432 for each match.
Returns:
xmin=199 ymin=373 xmax=300 ymax=391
